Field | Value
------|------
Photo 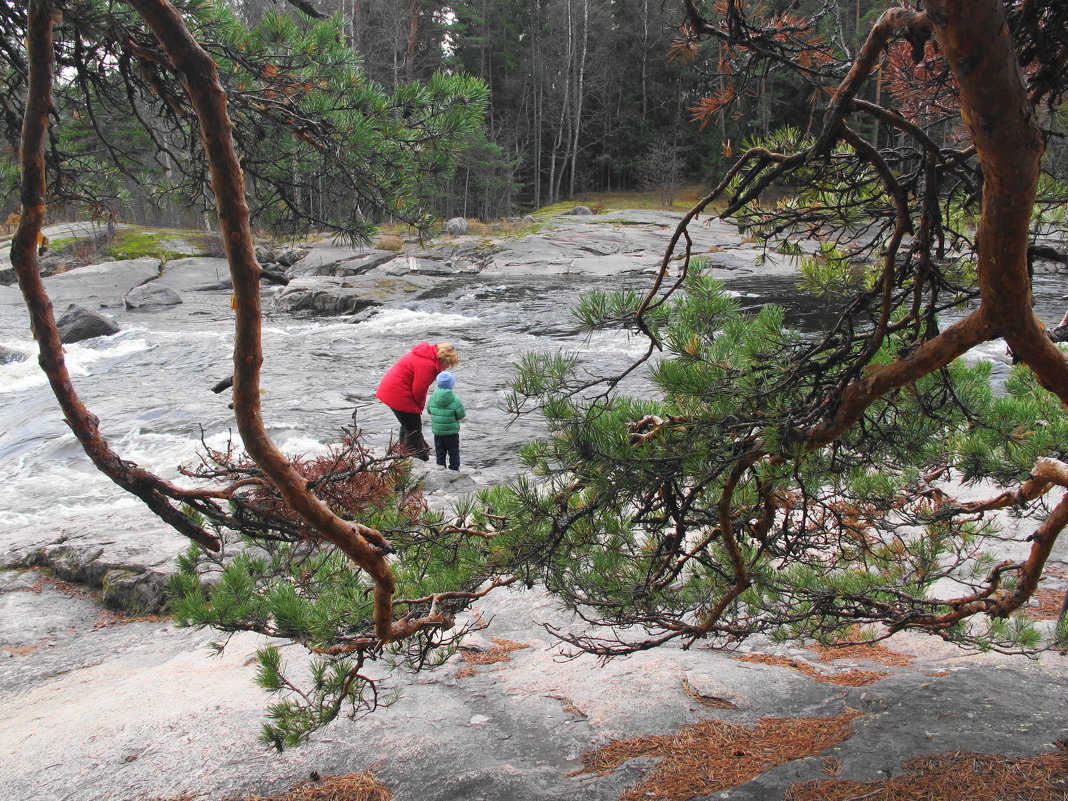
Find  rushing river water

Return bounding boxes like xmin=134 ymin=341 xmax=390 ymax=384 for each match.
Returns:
xmin=1 ymin=265 xmax=1066 ymax=531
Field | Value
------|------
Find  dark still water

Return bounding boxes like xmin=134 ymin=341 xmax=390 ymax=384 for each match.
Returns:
xmin=1 ymin=269 xmax=1065 ymax=529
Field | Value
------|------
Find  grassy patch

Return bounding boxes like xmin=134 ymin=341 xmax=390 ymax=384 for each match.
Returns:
xmin=46 ymin=236 xmax=75 ymax=250
xmin=533 ymin=186 xmax=712 ymax=216
xmin=108 ymin=228 xmax=206 ymax=261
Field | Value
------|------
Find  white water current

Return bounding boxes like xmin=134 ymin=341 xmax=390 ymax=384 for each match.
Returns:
xmin=1 ymin=264 xmax=1064 ymax=533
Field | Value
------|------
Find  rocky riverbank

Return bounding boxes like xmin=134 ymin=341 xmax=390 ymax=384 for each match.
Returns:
xmin=2 ymin=209 xmax=1068 ymax=801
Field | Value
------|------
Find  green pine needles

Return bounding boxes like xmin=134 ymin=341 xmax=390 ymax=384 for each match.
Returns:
xmin=493 ymin=263 xmax=1064 ymax=657
xmin=167 ymin=428 xmax=500 ymax=749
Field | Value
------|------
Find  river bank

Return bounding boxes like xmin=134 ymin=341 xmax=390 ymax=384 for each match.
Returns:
xmin=2 ymin=208 xmax=1068 ymax=801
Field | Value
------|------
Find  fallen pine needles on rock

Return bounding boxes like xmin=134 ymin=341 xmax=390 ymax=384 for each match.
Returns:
xmin=733 ymin=653 xmax=889 ymax=686
xmin=230 ymin=771 xmax=392 ymax=801
xmin=808 ymin=640 xmax=915 ymax=667
xmin=574 ymin=709 xmax=861 ymax=801
xmin=1015 ymin=587 xmax=1066 ymax=620
xmin=456 ymin=637 xmax=531 ymax=676
xmin=785 ymin=749 xmax=1068 ymax=801
xmin=460 ymin=637 xmax=530 ymax=665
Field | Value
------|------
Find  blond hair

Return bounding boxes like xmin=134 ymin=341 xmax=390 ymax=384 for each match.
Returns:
xmin=437 ymin=342 xmax=460 ymax=369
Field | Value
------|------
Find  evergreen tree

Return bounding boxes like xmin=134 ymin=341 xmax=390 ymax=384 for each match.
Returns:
xmin=0 ymin=0 xmax=488 ymax=239
xmin=12 ymin=0 xmax=1068 ymax=748
xmin=486 ymin=0 xmax=1068 ymax=658
xmin=9 ymin=0 xmax=491 ymax=746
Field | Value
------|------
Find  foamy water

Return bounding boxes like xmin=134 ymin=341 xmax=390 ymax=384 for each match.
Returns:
xmin=1 ymin=269 xmax=1063 ymax=529
xmin=0 ymin=273 xmax=644 ymax=526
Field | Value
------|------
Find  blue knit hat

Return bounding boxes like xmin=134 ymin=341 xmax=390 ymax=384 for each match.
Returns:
xmin=437 ymin=371 xmax=455 ymax=389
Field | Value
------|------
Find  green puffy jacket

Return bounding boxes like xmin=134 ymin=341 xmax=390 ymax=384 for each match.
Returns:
xmin=428 ymin=388 xmax=466 ymax=435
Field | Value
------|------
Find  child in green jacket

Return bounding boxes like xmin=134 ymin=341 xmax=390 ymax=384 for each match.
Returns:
xmin=428 ymin=371 xmax=466 ymax=470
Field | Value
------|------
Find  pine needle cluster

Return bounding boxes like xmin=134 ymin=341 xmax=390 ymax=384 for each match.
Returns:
xmin=168 ymin=428 xmax=499 ymax=748
xmin=491 ymin=263 xmax=1065 ymax=657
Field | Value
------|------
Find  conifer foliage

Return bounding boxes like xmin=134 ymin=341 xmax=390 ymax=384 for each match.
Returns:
xmin=1 ymin=0 xmax=488 ymax=238
xmin=9 ymin=0 xmax=1068 ymax=746
xmin=9 ymin=0 xmax=494 ymax=746
xmin=170 ymin=428 xmax=505 ymax=749
xmin=494 ymin=0 xmax=1068 ymax=656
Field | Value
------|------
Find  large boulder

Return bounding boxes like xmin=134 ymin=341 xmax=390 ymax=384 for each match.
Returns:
xmin=567 ymin=205 xmax=594 ymax=215
xmin=273 ymin=277 xmax=382 ymax=315
xmin=276 ymin=247 xmax=309 ymax=267
xmin=124 ymin=284 xmax=182 ymax=309
xmin=0 ymin=344 xmax=26 ymax=364
xmin=55 ymin=303 xmax=120 ymax=343
xmin=444 ymin=217 xmax=469 ymax=236
xmin=154 ymin=257 xmax=232 ymax=291
xmin=254 ymin=243 xmax=278 ymax=265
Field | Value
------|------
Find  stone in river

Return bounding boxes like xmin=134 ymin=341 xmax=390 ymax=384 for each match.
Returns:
xmin=55 ymin=303 xmax=120 ymax=343
xmin=124 ymin=284 xmax=182 ymax=309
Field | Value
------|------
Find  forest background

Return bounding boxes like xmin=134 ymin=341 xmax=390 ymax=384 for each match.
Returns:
xmin=0 ymin=0 xmax=897 ymax=229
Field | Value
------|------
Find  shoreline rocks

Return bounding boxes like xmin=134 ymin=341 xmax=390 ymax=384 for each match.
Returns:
xmin=55 ymin=303 xmax=120 ymax=343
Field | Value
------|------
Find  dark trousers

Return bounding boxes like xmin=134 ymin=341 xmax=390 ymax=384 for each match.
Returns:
xmin=390 ymin=408 xmax=429 ymax=461
xmin=434 ymin=433 xmax=460 ymax=470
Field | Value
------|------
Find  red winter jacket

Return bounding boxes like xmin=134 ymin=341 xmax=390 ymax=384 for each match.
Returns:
xmin=375 ymin=342 xmax=443 ymax=413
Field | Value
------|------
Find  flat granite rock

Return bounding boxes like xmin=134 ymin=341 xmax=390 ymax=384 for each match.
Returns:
xmin=0 ymin=577 xmax=1064 ymax=801
xmin=43 ymin=257 xmax=162 ymax=309
xmin=153 ymin=257 xmax=233 ymax=292
xmin=4 ymin=210 xmax=1066 ymax=801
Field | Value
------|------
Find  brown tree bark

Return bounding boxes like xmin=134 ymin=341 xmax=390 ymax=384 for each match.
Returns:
xmin=125 ymin=0 xmax=449 ymax=643
xmin=660 ymin=0 xmax=1068 ymax=638
xmin=14 ymin=0 xmax=220 ymax=552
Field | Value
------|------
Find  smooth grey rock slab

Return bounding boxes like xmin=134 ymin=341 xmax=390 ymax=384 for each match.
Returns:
xmin=412 ymin=243 xmax=497 ymax=273
xmin=124 ymin=284 xmax=182 ymax=309
xmin=378 ymin=256 xmax=414 ymax=276
xmin=42 ymin=257 xmax=161 ymax=309
xmin=406 ymin=256 xmax=455 ymax=276
xmin=335 ymin=251 xmax=400 ymax=276
xmin=55 ymin=303 xmax=120 ymax=343
xmin=154 ymin=257 xmax=233 ymax=292
xmin=287 ymin=247 xmax=367 ymax=277
xmin=273 ymin=276 xmax=381 ymax=315
xmin=2 ymin=576 xmax=1065 ymax=801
